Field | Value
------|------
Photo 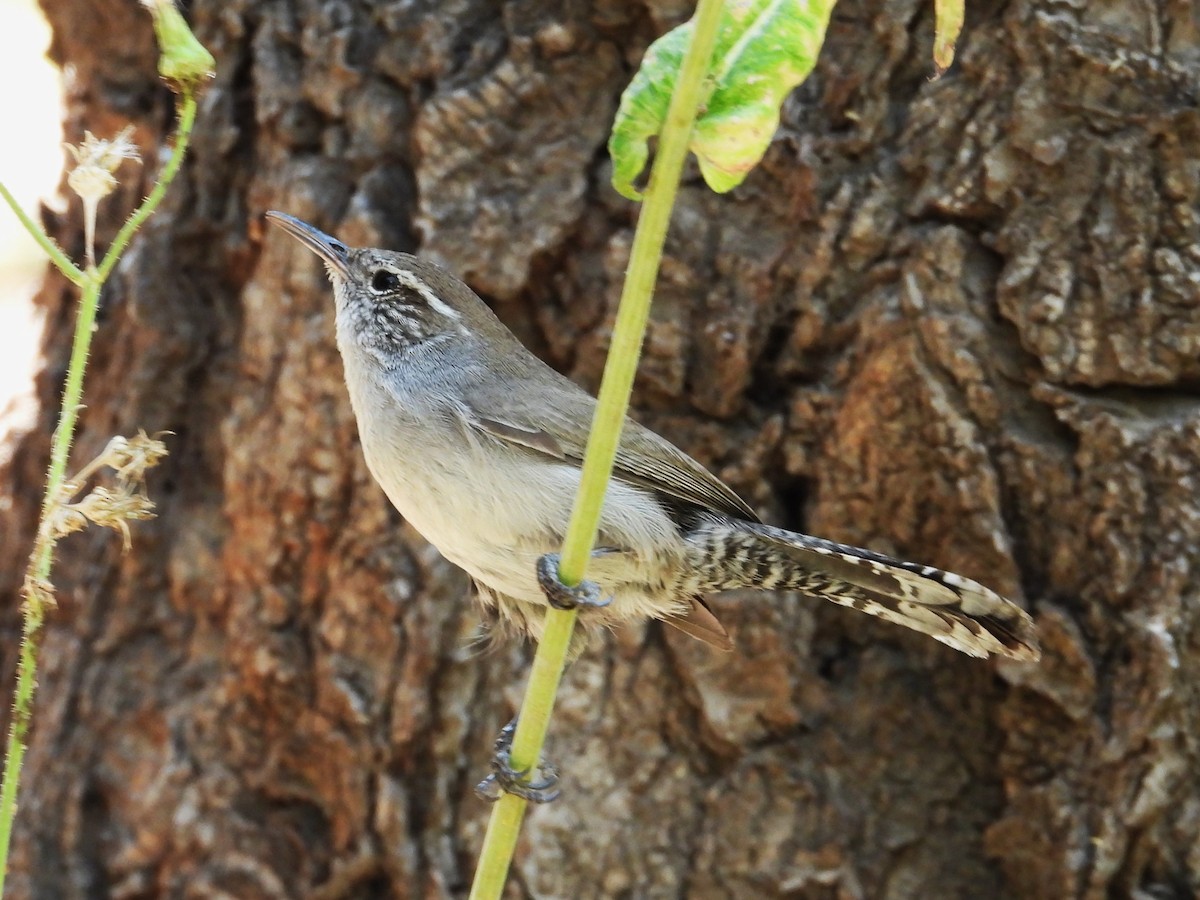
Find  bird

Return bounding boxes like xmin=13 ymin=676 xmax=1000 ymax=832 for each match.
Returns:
xmin=265 ymin=211 xmax=1040 ymax=666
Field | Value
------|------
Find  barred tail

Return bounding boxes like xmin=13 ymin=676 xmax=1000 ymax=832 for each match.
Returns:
xmin=684 ymin=521 xmax=1040 ymax=662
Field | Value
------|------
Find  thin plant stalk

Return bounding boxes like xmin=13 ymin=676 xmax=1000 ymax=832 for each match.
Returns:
xmin=467 ymin=0 xmax=728 ymax=895
xmin=0 ymin=90 xmax=199 ymax=896
xmin=0 ymin=182 xmax=83 ymax=286
xmin=96 ymin=93 xmax=195 ymax=282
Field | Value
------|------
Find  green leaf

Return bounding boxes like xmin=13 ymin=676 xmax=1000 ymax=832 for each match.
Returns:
xmin=933 ymin=0 xmax=965 ymax=76
xmin=609 ymin=0 xmax=836 ymax=199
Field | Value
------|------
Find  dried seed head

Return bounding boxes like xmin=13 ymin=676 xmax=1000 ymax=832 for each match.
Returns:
xmin=100 ymin=431 xmax=171 ymax=487
xmin=66 ymin=127 xmax=141 ymax=265
xmin=66 ymin=127 xmax=140 ymax=203
xmin=22 ymin=575 xmax=57 ymax=610
xmin=48 ymin=505 xmax=90 ymax=540
xmin=69 ymin=487 xmax=157 ymax=551
xmin=45 ymin=431 xmax=170 ymax=551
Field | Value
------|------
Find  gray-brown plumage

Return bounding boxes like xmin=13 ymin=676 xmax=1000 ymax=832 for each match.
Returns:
xmin=267 ymin=211 xmax=1040 ymax=663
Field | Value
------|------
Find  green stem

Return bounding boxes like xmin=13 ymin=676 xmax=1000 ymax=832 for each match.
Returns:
xmin=0 ymin=181 xmax=84 ymax=285
xmin=97 ymin=92 xmax=196 ymax=283
xmin=0 ymin=269 xmax=100 ymax=899
xmin=468 ymin=1 xmax=727 ymax=896
xmin=0 ymin=88 xmax=199 ymax=897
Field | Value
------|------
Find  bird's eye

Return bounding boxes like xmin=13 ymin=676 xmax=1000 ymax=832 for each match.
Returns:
xmin=371 ymin=270 xmax=400 ymax=292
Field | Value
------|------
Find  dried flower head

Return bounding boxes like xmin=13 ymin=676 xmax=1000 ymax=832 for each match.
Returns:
xmin=66 ymin=127 xmax=140 ymax=202
xmin=41 ymin=431 xmax=170 ymax=552
xmin=47 ymin=504 xmax=90 ymax=541
xmin=21 ymin=575 xmax=56 ymax=611
xmin=62 ymin=487 xmax=157 ymax=551
xmin=103 ymin=431 xmax=171 ymax=488
xmin=66 ymin=126 xmax=141 ymax=265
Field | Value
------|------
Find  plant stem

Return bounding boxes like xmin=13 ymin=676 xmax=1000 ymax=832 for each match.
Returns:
xmin=467 ymin=1 xmax=727 ymax=896
xmin=0 ymin=181 xmax=84 ymax=285
xmin=0 ymin=88 xmax=199 ymax=897
xmin=97 ymin=92 xmax=196 ymax=282
xmin=468 ymin=608 xmax=578 ymax=897
xmin=0 ymin=269 xmax=100 ymax=899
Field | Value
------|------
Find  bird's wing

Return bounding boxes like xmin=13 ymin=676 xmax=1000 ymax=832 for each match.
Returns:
xmin=462 ymin=372 xmax=759 ymax=524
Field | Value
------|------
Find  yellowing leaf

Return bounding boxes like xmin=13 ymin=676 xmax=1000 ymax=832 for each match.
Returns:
xmin=609 ymin=0 xmax=836 ymax=199
xmin=933 ymin=0 xmax=965 ymax=77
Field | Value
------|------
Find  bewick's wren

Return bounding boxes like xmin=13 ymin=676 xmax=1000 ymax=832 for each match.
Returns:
xmin=266 ymin=211 xmax=1039 ymax=664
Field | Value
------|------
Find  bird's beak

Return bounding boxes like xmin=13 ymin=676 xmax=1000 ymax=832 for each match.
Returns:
xmin=265 ymin=210 xmax=351 ymax=278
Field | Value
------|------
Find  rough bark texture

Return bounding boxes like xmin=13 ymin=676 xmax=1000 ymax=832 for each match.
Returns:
xmin=2 ymin=0 xmax=1199 ymax=897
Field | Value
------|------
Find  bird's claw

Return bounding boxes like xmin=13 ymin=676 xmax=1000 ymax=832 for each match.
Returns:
xmin=474 ymin=762 xmax=561 ymax=804
xmin=474 ymin=720 xmax=562 ymax=804
xmin=536 ymin=553 xmax=611 ymax=611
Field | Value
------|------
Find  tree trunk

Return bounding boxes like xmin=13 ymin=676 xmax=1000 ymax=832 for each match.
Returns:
xmin=3 ymin=0 xmax=1198 ymax=896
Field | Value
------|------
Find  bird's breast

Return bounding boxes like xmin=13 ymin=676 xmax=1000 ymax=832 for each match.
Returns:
xmin=337 ymin=347 xmax=687 ymax=603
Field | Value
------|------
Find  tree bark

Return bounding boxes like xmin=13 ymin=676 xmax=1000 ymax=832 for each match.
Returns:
xmin=2 ymin=0 xmax=1199 ymax=897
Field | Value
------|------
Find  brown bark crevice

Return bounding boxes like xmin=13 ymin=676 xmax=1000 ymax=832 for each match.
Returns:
xmin=1 ymin=0 xmax=1198 ymax=897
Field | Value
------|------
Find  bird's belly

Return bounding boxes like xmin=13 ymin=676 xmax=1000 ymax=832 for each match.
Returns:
xmin=373 ymin=471 xmax=539 ymax=595
xmin=364 ymin=444 xmax=682 ymax=608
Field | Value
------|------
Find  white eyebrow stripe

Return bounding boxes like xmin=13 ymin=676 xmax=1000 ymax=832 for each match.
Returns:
xmin=394 ymin=269 xmax=461 ymax=321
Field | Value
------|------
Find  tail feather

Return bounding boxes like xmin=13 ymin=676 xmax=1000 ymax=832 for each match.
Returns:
xmin=685 ymin=521 xmax=1040 ymax=662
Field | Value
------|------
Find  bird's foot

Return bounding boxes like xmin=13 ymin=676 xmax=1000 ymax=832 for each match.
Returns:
xmin=536 ymin=553 xmax=611 ymax=611
xmin=474 ymin=719 xmax=561 ymax=804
